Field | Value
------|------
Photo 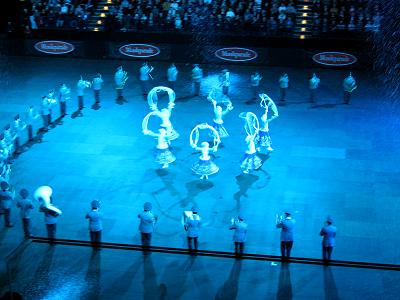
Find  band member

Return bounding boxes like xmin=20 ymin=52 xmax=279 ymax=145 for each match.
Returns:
xmin=0 ymin=133 xmax=12 ymax=165
xmin=3 ymin=124 xmax=16 ymax=156
xmin=219 ymin=69 xmax=230 ymax=95
xmin=192 ymin=64 xmax=203 ymax=96
xmin=77 ymin=77 xmax=91 ymax=110
xmin=251 ymin=72 xmax=262 ymax=100
xmin=320 ymin=215 xmax=337 ymax=262
xmin=343 ymin=72 xmax=357 ymax=104
xmin=85 ymin=199 xmax=103 ymax=248
xmin=40 ymin=91 xmax=56 ymax=131
xmin=229 ymin=215 xmax=247 ymax=257
xmin=16 ymin=188 xmax=34 ymax=237
xmin=143 ymin=128 xmax=176 ymax=169
xmin=279 ymin=73 xmax=289 ymax=104
xmin=0 ymin=181 xmax=14 ymax=228
xmin=167 ymin=63 xmax=178 ymax=90
xmin=114 ymin=66 xmax=128 ymax=101
xmin=276 ymin=211 xmax=295 ymax=260
xmin=139 ymin=62 xmax=154 ymax=96
xmin=59 ymin=83 xmax=71 ymax=116
xmin=92 ymin=73 xmax=103 ymax=106
xmin=210 ymin=98 xmax=233 ymax=139
xmin=184 ymin=206 xmax=201 ymax=252
xmin=36 ymin=186 xmax=62 ymax=243
xmin=12 ymin=115 xmax=26 ymax=154
xmin=26 ymin=106 xmax=41 ymax=141
xmin=309 ymin=73 xmax=320 ymax=104
xmin=240 ymin=131 xmax=262 ymax=174
xmin=138 ymin=202 xmax=158 ymax=252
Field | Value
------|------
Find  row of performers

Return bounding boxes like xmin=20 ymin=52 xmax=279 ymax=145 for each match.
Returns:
xmin=142 ymin=89 xmax=278 ymax=179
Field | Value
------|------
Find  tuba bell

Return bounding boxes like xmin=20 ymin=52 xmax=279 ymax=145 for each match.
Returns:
xmin=34 ymin=186 xmax=62 ymax=217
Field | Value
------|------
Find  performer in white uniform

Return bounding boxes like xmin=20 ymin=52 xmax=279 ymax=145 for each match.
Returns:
xmin=167 ymin=63 xmax=178 ymax=90
xmin=114 ymin=66 xmax=128 ymax=101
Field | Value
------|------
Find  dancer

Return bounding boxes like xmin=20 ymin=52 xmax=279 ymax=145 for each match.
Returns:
xmin=77 ymin=77 xmax=91 ymax=110
xmin=92 ymin=73 xmax=103 ymax=106
xmin=209 ymin=93 xmax=234 ymax=139
xmin=114 ymin=66 xmax=128 ymax=101
xmin=190 ymin=124 xmax=220 ymax=180
xmin=240 ymin=131 xmax=262 ymax=174
xmin=159 ymin=105 xmax=179 ymax=141
xmin=59 ymin=83 xmax=71 ymax=116
xmin=146 ymin=86 xmax=179 ymax=140
xmin=256 ymin=94 xmax=279 ymax=152
xmin=143 ymin=128 xmax=176 ymax=169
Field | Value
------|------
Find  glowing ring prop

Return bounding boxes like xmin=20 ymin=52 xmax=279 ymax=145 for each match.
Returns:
xmin=147 ymin=86 xmax=176 ymax=111
xmin=189 ymin=123 xmax=220 ymax=150
xmin=207 ymin=88 xmax=234 ymax=109
xmin=142 ymin=111 xmax=163 ymax=135
xmin=259 ymin=93 xmax=279 ymax=118
xmin=239 ymin=112 xmax=259 ymax=136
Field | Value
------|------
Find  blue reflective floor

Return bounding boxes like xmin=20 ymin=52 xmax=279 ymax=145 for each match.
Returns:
xmin=0 ymin=55 xmax=399 ymax=299
xmin=5 ymin=243 xmax=400 ymax=300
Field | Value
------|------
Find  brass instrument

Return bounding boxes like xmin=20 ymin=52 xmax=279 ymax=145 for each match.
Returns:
xmin=34 ymin=186 xmax=62 ymax=217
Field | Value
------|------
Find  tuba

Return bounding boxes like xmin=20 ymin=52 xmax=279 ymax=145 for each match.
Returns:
xmin=34 ymin=186 xmax=62 ymax=217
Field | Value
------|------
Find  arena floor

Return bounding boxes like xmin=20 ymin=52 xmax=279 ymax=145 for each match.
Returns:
xmin=0 ymin=55 xmax=399 ymax=299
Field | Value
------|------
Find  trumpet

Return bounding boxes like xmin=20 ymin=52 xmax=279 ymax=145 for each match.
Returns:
xmin=34 ymin=186 xmax=62 ymax=217
xmin=275 ymin=214 xmax=284 ymax=225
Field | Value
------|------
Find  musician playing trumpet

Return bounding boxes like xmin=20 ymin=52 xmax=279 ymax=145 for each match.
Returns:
xmin=140 ymin=62 xmax=154 ymax=96
xmin=92 ymin=73 xmax=103 ymax=106
xmin=77 ymin=77 xmax=91 ymax=110
xmin=114 ymin=66 xmax=128 ymax=102
xmin=40 ymin=90 xmax=57 ymax=131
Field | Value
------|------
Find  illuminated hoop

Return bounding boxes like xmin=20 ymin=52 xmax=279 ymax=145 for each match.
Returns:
xmin=190 ymin=123 xmax=220 ymax=150
xmin=259 ymin=93 xmax=279 ymax=118
xmin=239 ymin=112 xmax=259 ymax=136
xmin=147 ymin=86 xmax=176 ymax=111
xmin=207 ymin=88 xmax=233 ymax=109
xmin=142 ymin=111 xmax=163 ymax=136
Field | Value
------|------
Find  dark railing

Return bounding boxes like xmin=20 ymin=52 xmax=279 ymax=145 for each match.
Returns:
xmin=23 ymin=237 xmax=400 ymax=271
